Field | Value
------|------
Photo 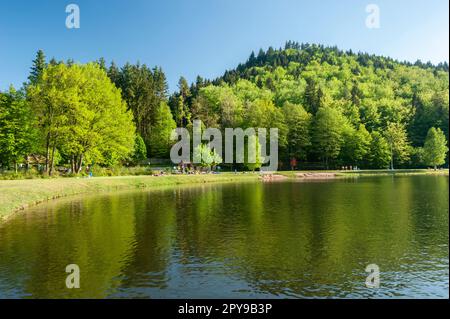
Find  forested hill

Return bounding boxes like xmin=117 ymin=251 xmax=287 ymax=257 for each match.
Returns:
xmin=167 ymin=42 xmax=449 ymax=169
xmin=217 ymin=42 xmax=449 ymax=86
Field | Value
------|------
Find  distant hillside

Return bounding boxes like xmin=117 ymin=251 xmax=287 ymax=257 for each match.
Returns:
xmin=215 ymin=42 xmax=448 ymax=86
xmin=167 ymin=42 xmax=449 ymax=169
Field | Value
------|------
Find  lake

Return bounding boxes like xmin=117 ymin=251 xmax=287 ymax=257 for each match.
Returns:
xmin=0 ymin=175 xmax=448 ymax=298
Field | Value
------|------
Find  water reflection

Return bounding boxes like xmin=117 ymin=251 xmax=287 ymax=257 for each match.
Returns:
xmin=0 ymin=176 xmax=448 ymax=298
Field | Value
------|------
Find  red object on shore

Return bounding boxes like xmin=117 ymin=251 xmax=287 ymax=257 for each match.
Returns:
xmin=290 ymin=158 xmax=297 ymax=170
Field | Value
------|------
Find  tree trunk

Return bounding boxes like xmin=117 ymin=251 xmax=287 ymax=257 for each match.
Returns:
xmin=77 ymin=154 xmax=84 ymax=174
xmin=45 ymin=132 xmax=50 ymax=174
xmin=73 ymin=156 xmax=77 ymax=173
xmin=49 ymin=144 xmax=56 ymax=176
xmin=74 ymin=155 xmax=79 ymax=174
xmin=390 ymin=145 xmax=394 ymax=170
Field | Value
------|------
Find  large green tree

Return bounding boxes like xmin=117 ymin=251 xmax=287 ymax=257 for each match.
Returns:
xmin=244 ymin=134 xmax=264 ymax=171
xmin=313 ymin=106 xmax=348 ymax=168
xmin=423 ymin=127 xmax=448 ymax=169
xmin=169 ymin=77 xmax=192 ymax=128
xmin=131 ymin=134 xmax=147 ymax=165
xmin=28 ymin=63 xmax=135 ymax=174
xmin=341 ymin=124 xmax=372 ymax=166
xmin=282 ymin=102 xmax=311 ymax=161
xmin=384 ymin=122 xmax=410 ymax=170
xmin=148 ymin=102 xmax=176 ymax=158
xmin=0 ymin=87 xmax=37 ymax=171
xmin=368 ymin=131 xmax=391 ymax=169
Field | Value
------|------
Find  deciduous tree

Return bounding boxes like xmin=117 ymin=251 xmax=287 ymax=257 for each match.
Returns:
xmin=423 ymin=127 xmax=448 ymax=169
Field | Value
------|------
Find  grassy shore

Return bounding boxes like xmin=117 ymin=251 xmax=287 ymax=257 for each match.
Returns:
xmin=0 ymin=169 xmax=448 ymax=221
xmin=278 ymin=168 xmax=450 ymax=178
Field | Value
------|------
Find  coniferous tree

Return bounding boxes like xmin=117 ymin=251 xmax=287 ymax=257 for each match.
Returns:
xmin=131 ymin=134 xmax=147 ymax=165
xmin=148 ymin=102 xmax=176 ymax=158
xmin=107 ymin=62 xmax=170 ymax=150
xmin=107 ymin=61 xmax=121 ymax=86
xmin=97 ymin=57 xmax=107 ymax=71
xmin=28 ymin=50 xmax=46 ymax=85
xmin=304 ymin=79 xmax=318 ymax=114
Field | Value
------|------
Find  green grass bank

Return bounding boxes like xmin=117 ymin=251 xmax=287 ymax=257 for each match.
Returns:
xmin=278 ymin=169 xmax=449 ymax=178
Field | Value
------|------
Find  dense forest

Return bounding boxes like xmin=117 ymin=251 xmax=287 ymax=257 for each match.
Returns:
xmin=167 ymin=42 xmax=449 ymax=169
xmin=0 ymin=42 xmax=448 ymax=174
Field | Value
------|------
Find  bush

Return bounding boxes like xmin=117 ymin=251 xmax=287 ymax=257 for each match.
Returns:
xmin=90 ymin=166 xmax=154 ymax=177
xmin=0 ymin=165 xmax=156 ymax=180
xmin=0 ymin=167 xmax=46 ymax=180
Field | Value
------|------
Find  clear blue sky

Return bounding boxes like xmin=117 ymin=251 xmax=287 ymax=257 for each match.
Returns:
xmin=0 ymin=0 xmax=448 ymax=92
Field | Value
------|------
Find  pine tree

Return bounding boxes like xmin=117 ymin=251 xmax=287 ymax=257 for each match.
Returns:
xmin=107 ymin=61 xmax=121 ymax=86
xmin=248 ymin=51 xmax=256 ymax=66
xmin=97 ymin=57 xmax=107 ymax=71
xmin=48 ymin=57 xmax=58 ymax=66
xmin=148 ymin=102 xmax=176 ymax=158
xmin=179 ymin=77 xmax=191 ymax=101
xmin=132 ymin=134 xmax=147 ymax=164
xmin=304 ymin=79 xmax=318 ymax=114
xmin=28 ymin=50 xmax=46 ymax=84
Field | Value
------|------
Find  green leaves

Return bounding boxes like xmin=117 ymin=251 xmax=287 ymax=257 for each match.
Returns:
xmin=385 ymin=122 xmax=410 ymax=169
xmin=0 ymin=87 xmax=37 ymax=169
xmin=28 ymin=63 xmax=135 ymax=172
xmin=341 ymin=124 xmax=372 ymax=166
xmin=108 ymin=62 xmax=169 ymax=154
xmin=148 ymin=102 xmax=176 ymax=158
xmin=282 ymin=102 xmax=311 ymax=160
xmin=368 ymin=131 xmax=391 ymax=169
xmin=423 ymin=127 xmax=448 ymax=168
xmin=132 ymin=134 xmax=147 ymax=164
xmin=194 ymin=144 xmax=222 ymax=169
xmin=313 ymin=106 xmax=348 ymax=167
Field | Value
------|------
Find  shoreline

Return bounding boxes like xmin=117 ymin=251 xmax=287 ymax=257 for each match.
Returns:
xmin=0 ymin=169 xmax=448 ymax=222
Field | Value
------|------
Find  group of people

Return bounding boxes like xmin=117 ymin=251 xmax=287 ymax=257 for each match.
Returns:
xmin=341 ymin=166 xmax=360 ymax=171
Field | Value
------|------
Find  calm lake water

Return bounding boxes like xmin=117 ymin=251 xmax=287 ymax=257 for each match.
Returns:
xmin=0 ymin=175 xmax=448 ymax=298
